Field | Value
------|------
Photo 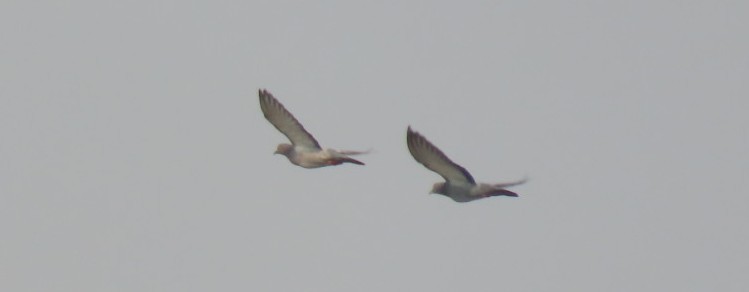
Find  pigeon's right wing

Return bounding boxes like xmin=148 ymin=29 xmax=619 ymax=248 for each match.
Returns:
xmin=337 ymin=149 xmax=372 ymax=156
xmin=406 ymin=127 xmax=475 ymax=185
xmin=494 ymin=177 xmax=528 ymax=188
xmin=259 ymin=89 xmax=321 ymax=150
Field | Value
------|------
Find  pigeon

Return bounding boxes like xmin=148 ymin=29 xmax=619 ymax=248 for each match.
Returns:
xmin=406 ymin=126 xmax=526 ymax=202
xmin=258 ymin=89 xmax=368 ymax=168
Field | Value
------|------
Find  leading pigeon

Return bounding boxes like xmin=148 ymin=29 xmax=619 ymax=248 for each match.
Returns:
xmin=259 ymin=89 xmax=368 ymax=168
xmin=406 ymin=126 xmax=526 ymax=202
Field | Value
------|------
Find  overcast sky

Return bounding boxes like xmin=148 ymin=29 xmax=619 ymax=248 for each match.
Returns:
xmin=1 ymin=1 xmax=748 ymax=291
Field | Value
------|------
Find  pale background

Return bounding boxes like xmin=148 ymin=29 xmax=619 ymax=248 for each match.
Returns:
xmin=1 ymin=1 xmax=748 ymax=291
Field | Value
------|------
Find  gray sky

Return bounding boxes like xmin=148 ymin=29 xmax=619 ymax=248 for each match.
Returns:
xmin=2 ymin=1 xmax=748 ymax=291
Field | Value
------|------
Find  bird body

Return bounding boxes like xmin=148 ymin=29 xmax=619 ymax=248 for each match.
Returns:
xmin=407 ymin=127 xmax=525 ymax=202
xmin=276 ymin=144 xmax=364 ymax=168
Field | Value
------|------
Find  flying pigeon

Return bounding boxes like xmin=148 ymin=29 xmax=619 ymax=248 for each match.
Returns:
xmin=406 ymin=126 xmax=526 ymax=202
xmin=258 ymin=89 xmax=368 ymax=168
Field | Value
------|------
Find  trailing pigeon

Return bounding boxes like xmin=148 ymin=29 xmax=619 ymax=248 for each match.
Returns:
xmin=406 ymin=126 xmax=525 ymax=202
xmin=259 ymin=89 xmax=368 ymax=168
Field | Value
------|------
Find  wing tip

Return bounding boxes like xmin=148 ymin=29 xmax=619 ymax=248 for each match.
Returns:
xmin=406 ymin=125 xmax=423 ymax=146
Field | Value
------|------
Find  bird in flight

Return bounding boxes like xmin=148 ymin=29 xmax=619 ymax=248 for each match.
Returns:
xmin=259 ymin=89 xmax=369 ymax=168
xmin=406 ymin=126 xmax=526 ymax=202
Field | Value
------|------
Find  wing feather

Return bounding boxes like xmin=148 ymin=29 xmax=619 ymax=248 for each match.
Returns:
xmin=259 ymin=89 xmax=321 ymax=150
xmin=406 ymin=127 xmax=475 ymax=184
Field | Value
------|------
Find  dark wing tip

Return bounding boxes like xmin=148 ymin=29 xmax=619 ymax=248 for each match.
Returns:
xmin=406 ymin=125 xmax=422 ymax=143
xmin=405 ymin=126 xmax=423 ymax=155
xmin=405 ymin=126 xmax=427 ymax=153
xmin=258 ymin=88 xmax=270 ymax=105
xmin=258 ymin=89 xmax=283 ymax=119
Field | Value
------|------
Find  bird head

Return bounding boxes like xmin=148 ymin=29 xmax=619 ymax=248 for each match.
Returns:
xmin=430 ymin=182 xmax=446 ymax=195
xmin=274 ymin=144 xmax=293 ymax=155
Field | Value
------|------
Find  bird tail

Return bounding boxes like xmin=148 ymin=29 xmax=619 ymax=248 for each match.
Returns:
xmin=487 ymin=188 xmax=519 ymax=197
xmin=333 ymin=157 xmax=365 ymax=165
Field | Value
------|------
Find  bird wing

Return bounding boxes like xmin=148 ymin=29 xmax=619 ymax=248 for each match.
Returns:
xmin=494 ymin=177 xmax=528 ymax=188
xmin=259 ymin=89 xmax=321 ymax=150
xmin=406 ymin=127 xmax=475 ymax=184
xmin=337 ymin=148 xmax=372 ymax=155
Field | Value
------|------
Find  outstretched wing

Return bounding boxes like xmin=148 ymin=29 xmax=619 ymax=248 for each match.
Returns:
xmin=337 ymin=149 xmax=372 ymax=155
xmin=259 ymin=89 xmax=321 ymax=150
xmin=406 ymin=127 xmax=475 ymax=184
xmin=493 ymin=177 xmax=528 ymax=188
